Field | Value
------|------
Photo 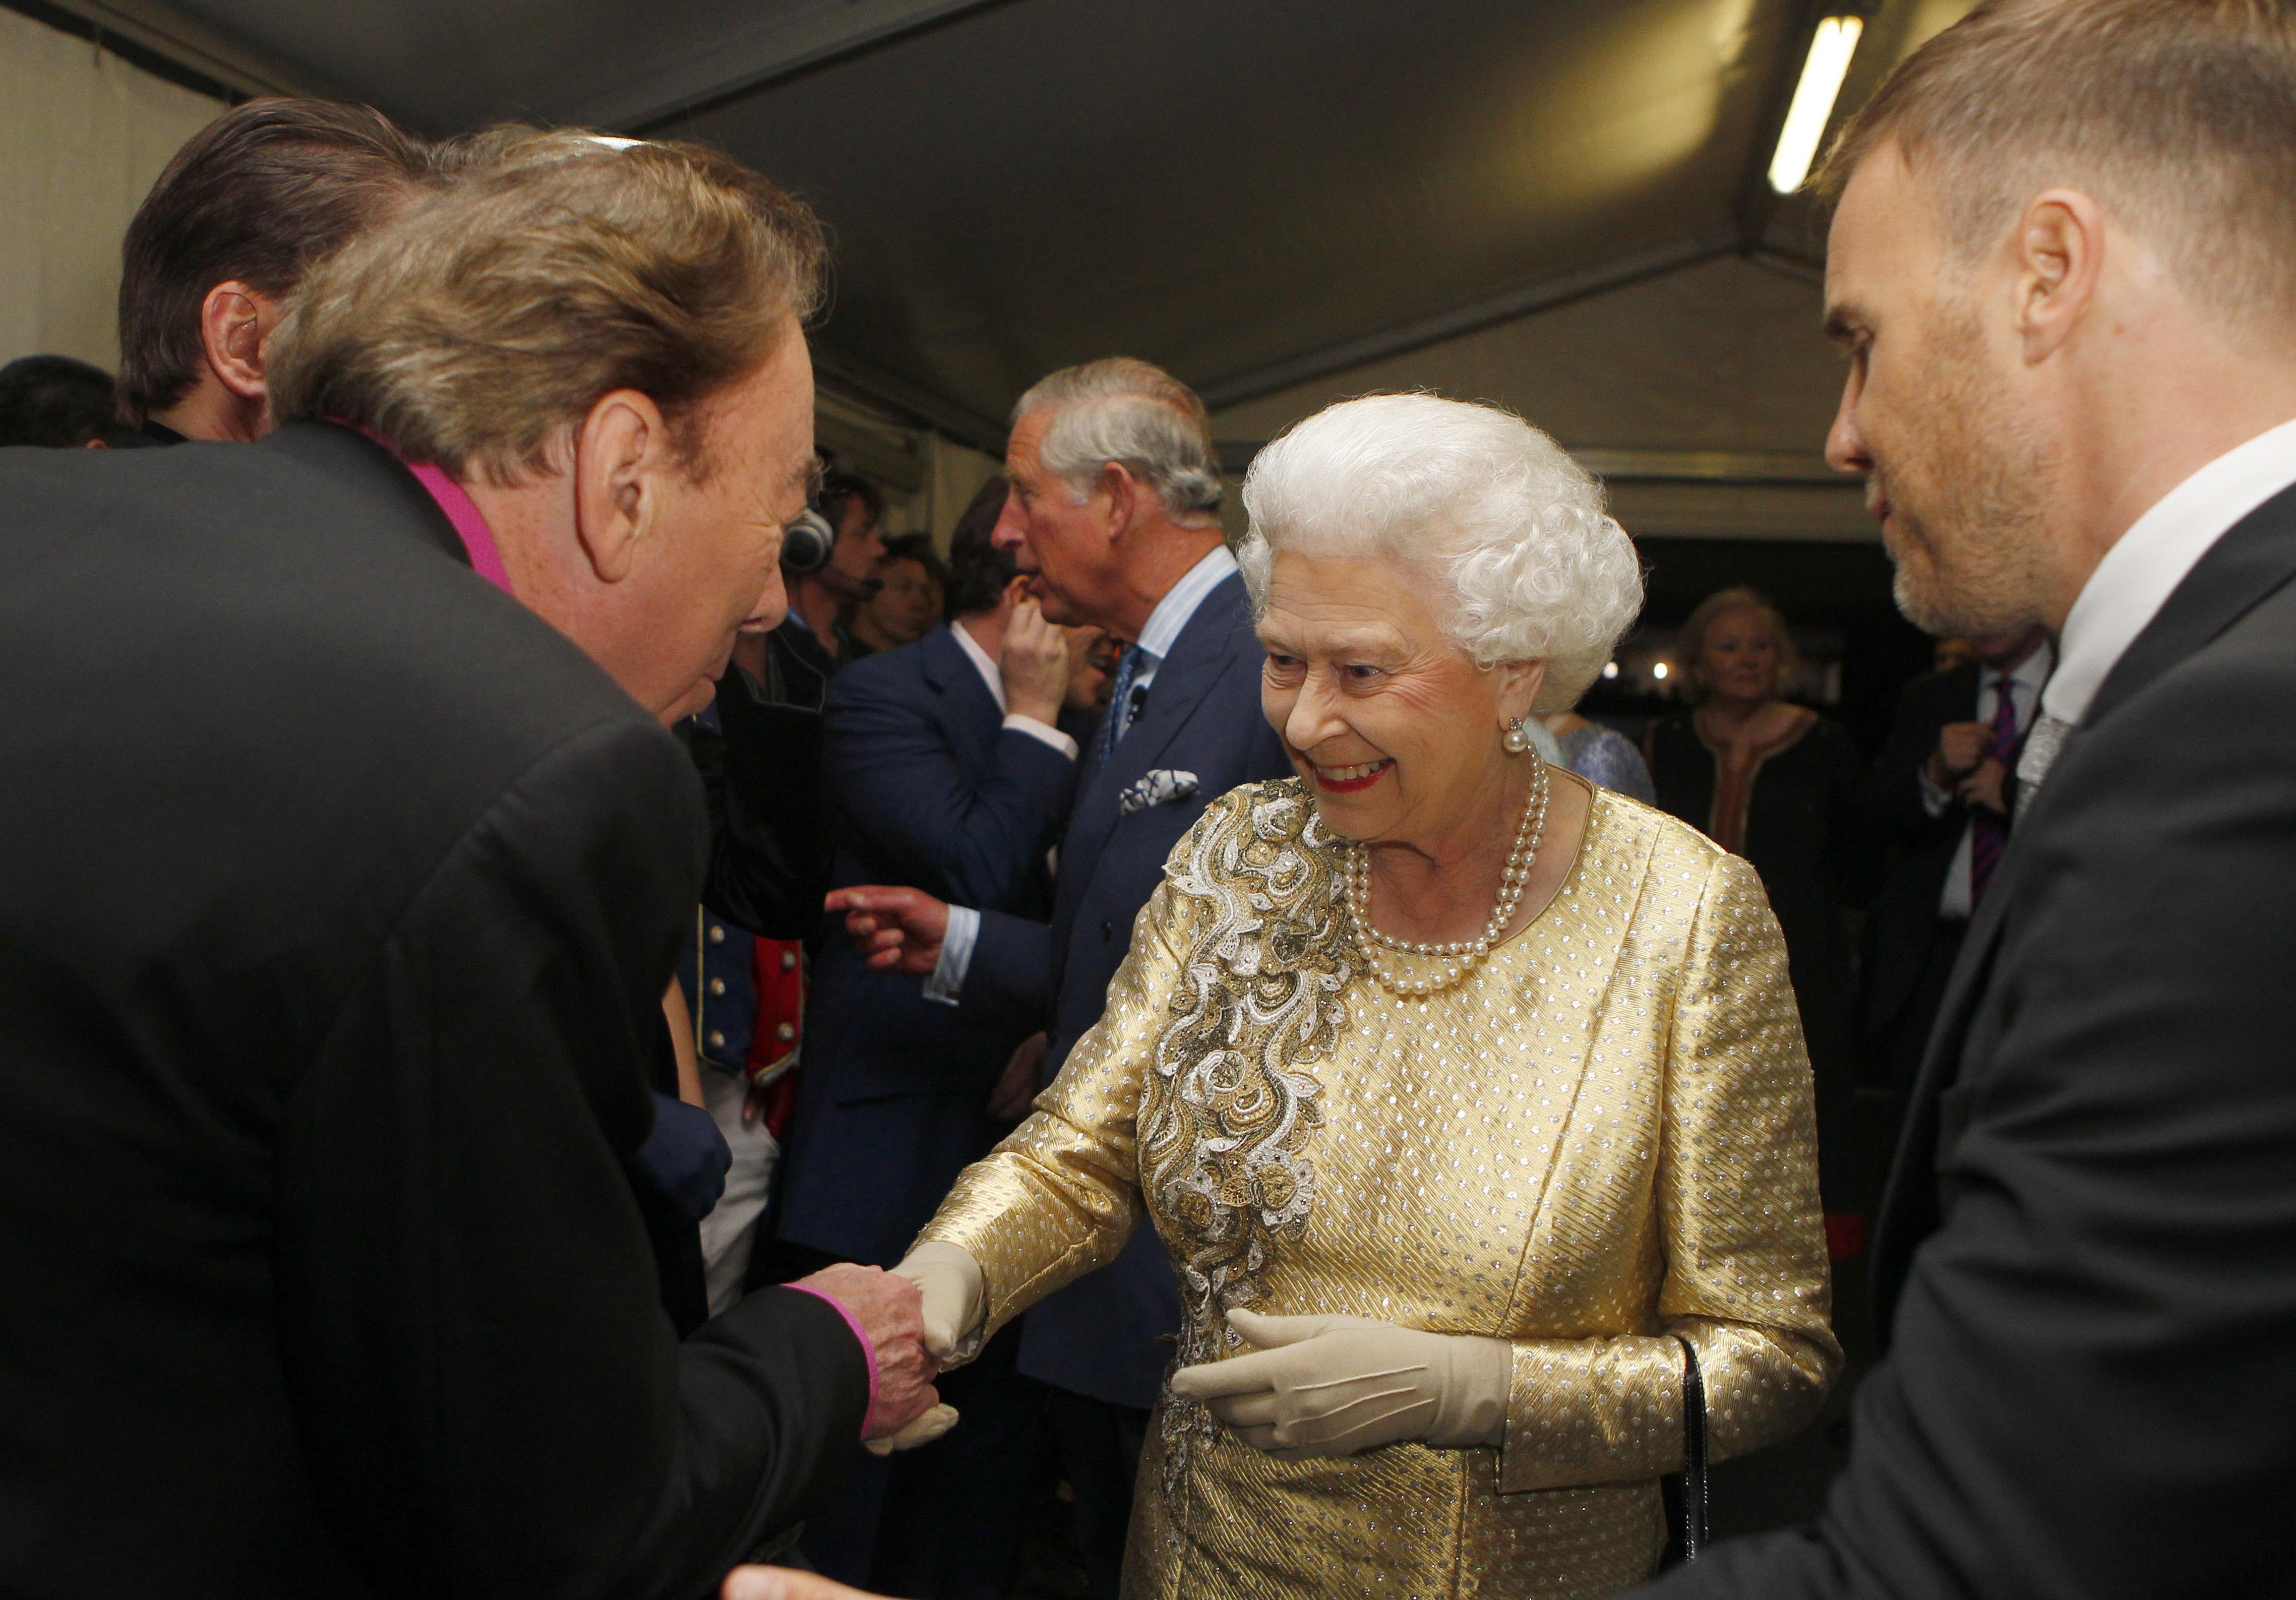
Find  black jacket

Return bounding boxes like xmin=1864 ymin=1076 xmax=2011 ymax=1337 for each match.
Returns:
xmin=1633 ymin=485 xmax=2296 ymax=1598
xmin=1859 ymin=662 xmax=1985 ymax=1033
xmin=0 ymin=424 xmax=866 ymax=1599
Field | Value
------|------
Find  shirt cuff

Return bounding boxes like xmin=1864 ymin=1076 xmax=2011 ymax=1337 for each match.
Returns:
xmin=1918 ymin=766 xmax=1953 ymax=817
xmin=786 ymin=1283 xmax=880 ymax=1440
xmin=924 ymin=905 xmax=981 ymax=1007
xmin=1004 ymin=713 xmax=1078 ymax=761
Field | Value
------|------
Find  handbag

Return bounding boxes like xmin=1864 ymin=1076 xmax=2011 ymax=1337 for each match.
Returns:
xmin=1672 ymin=1333 xmax=1710 ymax=1562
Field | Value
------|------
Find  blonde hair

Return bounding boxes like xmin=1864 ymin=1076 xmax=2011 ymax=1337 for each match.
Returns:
xmin=1816 ymin=0 xmax=2296 ymax=332
xmin=1673 ymin=587 xmax=1800 ymax=705
xmin=269 ymin=128 xmax=826 ymax=482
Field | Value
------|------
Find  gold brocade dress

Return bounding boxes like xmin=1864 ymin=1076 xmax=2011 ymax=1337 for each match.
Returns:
xmin=920 ymin=775 xmax=1840 ymax=1599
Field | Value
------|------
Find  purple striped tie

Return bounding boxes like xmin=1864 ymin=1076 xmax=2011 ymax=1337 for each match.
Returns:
xmin=1967 ymin=678 xmax=2020 ymax=906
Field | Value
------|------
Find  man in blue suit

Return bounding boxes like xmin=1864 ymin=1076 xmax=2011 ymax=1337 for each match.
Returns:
xmin=776 ymin=481 xmax=1078 ymax=1593
xmin=835 ymin=358 xmax=1289 ymax=1597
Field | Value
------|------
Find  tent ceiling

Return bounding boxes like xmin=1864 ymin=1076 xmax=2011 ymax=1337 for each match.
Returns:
xmin=134 ymin=0 xmax=1969 ymax=471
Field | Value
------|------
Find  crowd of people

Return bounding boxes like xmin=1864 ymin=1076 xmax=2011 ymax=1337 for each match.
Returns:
xmin=3 ymin=2 xmax=2294 ymax=1598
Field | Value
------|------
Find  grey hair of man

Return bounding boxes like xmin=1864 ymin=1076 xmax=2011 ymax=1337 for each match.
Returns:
xmin=1012 ymin=356 xmax=1224 ymax=528
xmin=1238 ymin=393 xmax=1644 ymax=714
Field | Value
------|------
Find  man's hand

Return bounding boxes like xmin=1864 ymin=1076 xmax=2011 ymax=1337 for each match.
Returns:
xmin=1928 ymin=719 xmax=1991 ymax=786
xmin=790 ymin=1262 xmax=938 ymax=1441
xmin=723 ymin=1567 xmax=893 ymax=1600
xmin=989 ymin=1031 xmax=1047 ymax=1120
xmin=1000 ymin=595 xmax=1070 ymax=727
xmin=823 ymin=886 xmax=950 ymax=975
xmin=1957 ymin=756 xmax=2008 ymax=816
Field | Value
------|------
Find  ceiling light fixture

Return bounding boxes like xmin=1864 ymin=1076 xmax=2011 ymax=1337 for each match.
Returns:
xmin=1768 ymin=15 xmax=1865 ymax=195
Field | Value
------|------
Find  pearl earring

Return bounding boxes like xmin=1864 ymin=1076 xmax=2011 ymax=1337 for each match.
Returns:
xmin=1501 ymin=718 xmax=1533 ymax=754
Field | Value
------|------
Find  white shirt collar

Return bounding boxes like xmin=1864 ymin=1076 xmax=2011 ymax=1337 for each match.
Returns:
xmin=2044 ymin=415 xmax=2296 ymax=725
xmin=1991 ymin=638 xmax=2055 ymax=695
xmin=949 ymin=619 xmax=1006 ymax=714
xmin=1132 ymin=543 xmax=1239 ymax=665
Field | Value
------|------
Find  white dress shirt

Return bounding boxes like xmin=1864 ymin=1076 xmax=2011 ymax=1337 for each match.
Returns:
xmin=1922 ymin=641 xmax=2052 ymax=920
xmin=927 ymin=542 xmax=1240 ymax=1005
xmin=2046 ymin=416 xmax=2296 ymax=728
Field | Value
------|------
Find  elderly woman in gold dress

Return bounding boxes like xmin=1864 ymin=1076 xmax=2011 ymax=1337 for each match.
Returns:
xmin=892 ymin=394 xmax=1840 ymax=1599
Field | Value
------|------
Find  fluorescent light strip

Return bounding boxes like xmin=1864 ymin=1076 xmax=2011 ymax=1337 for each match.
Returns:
xmin=1768 ymin=16 xmax=1865 ymax=195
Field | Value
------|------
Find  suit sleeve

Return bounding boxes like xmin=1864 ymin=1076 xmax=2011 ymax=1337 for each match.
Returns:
xmin=1630 ymin=639 xmax=2296 ymax=1598
xmin=1499 ymin=851 xmax=1841 ymax=1493
xmin=273 ymin=717 xmax=869 ymax=1600
xmin=694 ymin=668 xmax=831 ymax=940
xmin=1862 ymin=677 xmax=1953 ymax=846
xmin=823 ymin=662 xmax=1074 ymax=908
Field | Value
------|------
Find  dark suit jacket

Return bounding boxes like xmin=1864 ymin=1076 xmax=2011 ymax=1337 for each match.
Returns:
xmin=1635 ymin=485 xmax=2296 ymax=1599
xmin=962 ymin=570 xmax=1293 ymax=1408
xmin=0 ymin=425 xmax=868 ymax=1600
xmin=775 ymin=624 xmax=1075 ymax=1266
xmin=1860 ymin=662 xmax=1983 ymax=1034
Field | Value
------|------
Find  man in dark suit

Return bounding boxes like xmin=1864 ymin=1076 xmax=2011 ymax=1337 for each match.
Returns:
xmin=1631 ymin=3 xmax=2296 ymax=1596
xmin=0 ymin=130 xmax=934 ymax=1600
xmin=777 ymin=482 xmax=1078 ymax=1595
xmin=1859 ymin=626 xmax=2049 ymax=1119
xmin=835 ymin=358 xmax=1290 ymax=1597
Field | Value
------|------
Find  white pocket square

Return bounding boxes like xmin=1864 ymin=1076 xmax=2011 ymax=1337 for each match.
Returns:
xmin=1119 ymin=769 xmax=1199 ymax=816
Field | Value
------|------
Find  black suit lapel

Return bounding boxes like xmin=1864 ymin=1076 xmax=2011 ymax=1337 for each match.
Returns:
xmin=2082 ymin=480 xmax=2296 ymax=728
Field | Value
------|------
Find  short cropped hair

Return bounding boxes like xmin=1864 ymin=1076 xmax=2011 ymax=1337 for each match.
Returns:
xmin=877 ymin=532 xmax=946 ymax=586
xmin=1014 ymin=357 xmax=1223 ymax=527
xmin=269 ymin=129 xmax=826 ymax=483
xmin=1672 ymin=586 xmax=1802 ymax=705
xmin=1816 ymin=0 xmax=2296 ymax=330
xmin=0 ymin=355 xmax=125 ymax=448
xmin=1237 ymin=393 xmax=1643 ymax=713
xmin=117 ymin=98 xmax=430 ymax=422
xmin=944 ymin=476 xmax=1017 ymax=620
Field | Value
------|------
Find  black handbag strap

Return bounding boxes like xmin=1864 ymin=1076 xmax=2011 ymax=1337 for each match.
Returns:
xmin=1674 ymin=1334 xmax=1710 ymax=1561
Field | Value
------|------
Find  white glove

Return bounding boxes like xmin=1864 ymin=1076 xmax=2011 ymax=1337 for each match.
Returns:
xmin=1167 ymin=1309 xmax=1512 ymax=1461
xmin=890 ymin=1241 xmax=986 ymax=1364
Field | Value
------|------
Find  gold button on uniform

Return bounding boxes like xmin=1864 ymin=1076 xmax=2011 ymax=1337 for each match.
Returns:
xmin=775 ymin=1022 xmax=795 ymax=1043
xmin=707 ymin=1030 xmax=725 ymax=1049
xmin=707 ymin=924 xmax=726 ymax=945
xmin=708 ymin=978 xmax=726 ymax=997
xmin=779 ymin=949 xmax=798 ymax=971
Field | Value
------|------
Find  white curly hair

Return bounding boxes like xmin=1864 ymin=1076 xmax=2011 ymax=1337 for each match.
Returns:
xmin=1237 ymin=393 xmax=1644 ymax=712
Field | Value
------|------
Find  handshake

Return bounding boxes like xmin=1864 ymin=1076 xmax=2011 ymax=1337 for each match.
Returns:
xmin=792 ymin=1243 xmax=986 ymax=1455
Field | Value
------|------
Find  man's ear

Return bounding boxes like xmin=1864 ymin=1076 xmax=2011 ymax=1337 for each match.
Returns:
xmin=2013 ymin=189 xmax=2105 ymax=365
xmin=1099 ymin=460 xmax=1141 ymax=540
xmin=570 ymin=389 xmax=669 ymax=584
xmin=199 ymin=281 xmax=281 ymax=400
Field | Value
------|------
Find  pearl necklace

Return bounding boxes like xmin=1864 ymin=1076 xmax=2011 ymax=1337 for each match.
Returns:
xmin=1340 ymin=759 xmax=1550 ymax=997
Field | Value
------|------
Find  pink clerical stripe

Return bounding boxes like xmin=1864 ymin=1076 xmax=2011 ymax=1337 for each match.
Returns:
xmin=341 ymin=421 xmax=514 ymax=596
xmin=786 ymin=1283 xmax=882 ymax=1440
xmin=400 ymin=458 xmax=514 ymax=596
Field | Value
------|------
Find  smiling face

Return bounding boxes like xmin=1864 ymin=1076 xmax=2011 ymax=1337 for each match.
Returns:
xmin=1824 ymin=145 xmax=2054 ymax=636
xmin=1696 ymin=606 xmax=1785 ymax=706
xmin=1256 ymin=549 xmax=1539 ymax=849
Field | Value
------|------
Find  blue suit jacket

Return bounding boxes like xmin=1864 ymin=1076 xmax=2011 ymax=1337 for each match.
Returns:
xmin=774 ymin=624 xmax=1076 ymax=1266
xmin=966 ymin=570 xmax=1292 ymax=1407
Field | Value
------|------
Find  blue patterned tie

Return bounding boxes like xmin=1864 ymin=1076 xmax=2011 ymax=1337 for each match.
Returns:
xmin=1098 ymin=645 xmax=1145 ymax=767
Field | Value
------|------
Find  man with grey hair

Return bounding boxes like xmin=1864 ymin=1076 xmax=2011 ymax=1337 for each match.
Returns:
xmin=0 ymin=130 xmax=936 ymax=1600
xmin=1629 ymin=1 xmax=2296 ymax=1596
xmin=830 ymin=356 xmax=1288 ymax=1595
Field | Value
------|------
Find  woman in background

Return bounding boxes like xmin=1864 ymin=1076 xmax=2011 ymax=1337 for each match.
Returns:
xmin=1542 ymin=703 xmax=1655 ymax=801
xmin=1644 ymin=588 xmax=1866 ymax=1245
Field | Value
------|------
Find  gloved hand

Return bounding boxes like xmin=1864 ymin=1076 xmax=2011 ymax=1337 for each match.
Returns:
xmin=1167 ymin=1309 xmax=1512 ymax=1461
xmin=891 ymin=1241 xmax=986 ymax=1364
